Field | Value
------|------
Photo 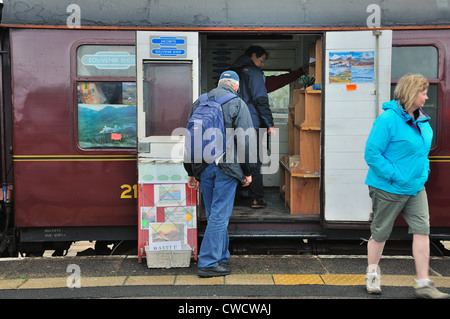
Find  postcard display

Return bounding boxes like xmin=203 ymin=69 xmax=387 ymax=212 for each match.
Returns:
xmin=137 ymin=161 xmax=197 ymax=263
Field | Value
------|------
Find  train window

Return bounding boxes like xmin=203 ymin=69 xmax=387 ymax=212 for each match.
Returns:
xmin=390 ymin=84 xmax=437 ymax=148
xmin=423 ymin=84 xmax=438 ymax=147
xmin=77 ymin=45 xmax=136 ymax=77
xmin=77 ymin=82 xmax=136 ymax=149
xmin=391 ymin=46 xmax=438 ymax=79
xmin=143 ymin=62 xmax=192 ymax=136
xmin=265 ymin=71 xmax=290 ymax=108
xmin=76 ymin=45 xmax=136 ymax=149
xmin=265 ymin=71 xmax=290 ymax=125
xmin=391 ymin=45 xmax=439 ymax=148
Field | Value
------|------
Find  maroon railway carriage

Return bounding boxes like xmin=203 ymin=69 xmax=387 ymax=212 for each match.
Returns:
xmin=0 ymin=0 xmax=449 ymax=256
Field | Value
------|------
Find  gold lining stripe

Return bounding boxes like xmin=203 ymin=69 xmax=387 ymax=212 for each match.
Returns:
xmin=13 ymin=155 xmax=136 ymax=162
xmin=429 ymin=156 xmax=450 ymax=162
xmin=12 ymin=155 xmax=450 ymax=162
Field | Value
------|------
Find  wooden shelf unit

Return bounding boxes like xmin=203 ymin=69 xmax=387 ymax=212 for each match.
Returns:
xmin=280 ymin=39 xmax=321 ymax=215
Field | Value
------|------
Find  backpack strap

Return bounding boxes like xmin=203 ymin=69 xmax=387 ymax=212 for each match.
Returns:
xmin=214 ymin=92 xmax=237 ymax=105
xmin=215 ymin=93 xmax=237 ymax=156
xmin=198 ymin=93 xmax=209 ymax=103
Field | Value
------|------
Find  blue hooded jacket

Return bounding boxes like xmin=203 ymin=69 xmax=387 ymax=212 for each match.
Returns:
xmin=364 ymin=99 xmax=433 ymax=196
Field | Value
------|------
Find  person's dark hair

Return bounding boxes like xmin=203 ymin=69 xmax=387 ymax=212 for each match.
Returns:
xmin=244 ymin=46 xmax=268 ymax=59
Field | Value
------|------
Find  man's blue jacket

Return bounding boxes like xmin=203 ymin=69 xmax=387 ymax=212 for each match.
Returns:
xmin=231 ymin=55 xmax=274 ymax=129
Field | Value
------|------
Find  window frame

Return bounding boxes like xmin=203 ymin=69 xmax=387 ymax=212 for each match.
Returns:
xmin=263 ymin=70 xmax=291 ymax=125
xmin=391 ymin=41 xmax=444 ymax=152
xmin=142 ymin=60 xmax=193 ymax=137
xmin=72 ymin=42 xmax=136 ymax=154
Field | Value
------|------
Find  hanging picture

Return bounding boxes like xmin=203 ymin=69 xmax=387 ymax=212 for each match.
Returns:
xmin=164 ymin=206 xmax=196 ymax=228
xmin=329 ymin=51 xmax=375 ymax=83
xmin=154 ymin=184 xmax=186 ymax=207
xmin=149 ymin=223 xmax=186 ymax=243
xmin=140 ymin=206 xmax=157 ymax=229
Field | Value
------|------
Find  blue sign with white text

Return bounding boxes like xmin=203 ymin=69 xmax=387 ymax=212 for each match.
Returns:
xmin=151 ymin=37 xmax=186 ymax=46
xmin=150 ymin=36 xmax=187 ymax=58
xmin=152 ymin=48 xmax=186 ymax=56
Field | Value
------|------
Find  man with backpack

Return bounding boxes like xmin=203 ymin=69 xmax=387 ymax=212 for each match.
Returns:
xmin=184 ymin=70 xmax=256 ymax=277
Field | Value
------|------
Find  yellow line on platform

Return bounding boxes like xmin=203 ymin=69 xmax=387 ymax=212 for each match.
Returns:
xmin=273 ymin=274 xmax=324 ymax=285
xmin=1 ymin=275 xmax=450 ymax=289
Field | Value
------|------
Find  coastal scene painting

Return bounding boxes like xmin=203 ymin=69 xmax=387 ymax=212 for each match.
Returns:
xmin=329 ymin=51 xmax=374 ymax=83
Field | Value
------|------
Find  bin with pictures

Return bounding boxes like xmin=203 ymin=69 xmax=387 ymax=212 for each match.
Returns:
xmin=138 ymin=181 xmax=197 ymax=268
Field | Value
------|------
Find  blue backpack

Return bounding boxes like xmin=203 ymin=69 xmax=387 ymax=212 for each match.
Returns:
xmin=185 ymin=92 xmax=237 ymax=163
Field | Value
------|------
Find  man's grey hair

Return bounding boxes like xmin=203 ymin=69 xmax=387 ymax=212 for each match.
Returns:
xmin=218 ymin=78 xmax=239 ymax=87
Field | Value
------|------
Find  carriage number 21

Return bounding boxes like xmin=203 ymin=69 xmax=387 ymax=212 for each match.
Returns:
xmin=120 ymin=184 xmax=137 ymax=199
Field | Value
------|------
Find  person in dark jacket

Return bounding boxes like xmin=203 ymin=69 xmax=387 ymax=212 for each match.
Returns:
xmin=231 ymin=45 xmax=275 ymax=208
xmin=184 ymin=70 xmax=256 ymax=277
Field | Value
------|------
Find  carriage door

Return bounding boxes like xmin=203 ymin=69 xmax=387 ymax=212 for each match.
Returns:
xmin=323 ymin=30 xmax=392 ymax=225
xmin=136 ymin=31 xmax=199 ymax=263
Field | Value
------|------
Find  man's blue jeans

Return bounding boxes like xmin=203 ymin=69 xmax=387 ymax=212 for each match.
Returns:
xmin=198 ymin=163 xmax=238 ymax=268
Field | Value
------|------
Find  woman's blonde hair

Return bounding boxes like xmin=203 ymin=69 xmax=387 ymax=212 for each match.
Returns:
xmin=393 ymin=73 xmax=429 ymax=111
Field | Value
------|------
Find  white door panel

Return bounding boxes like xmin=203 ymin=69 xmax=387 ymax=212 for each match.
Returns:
xmin=324 ymin=30 xmax=392 ymax=223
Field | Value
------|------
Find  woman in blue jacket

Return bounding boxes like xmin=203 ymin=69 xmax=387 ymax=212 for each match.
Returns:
xmin=364 ymin=74 xmax=448 ymax=299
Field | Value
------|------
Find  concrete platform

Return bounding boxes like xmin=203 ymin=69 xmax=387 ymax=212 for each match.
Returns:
xmin=1 ymin=254 xmax=449 ymax=292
